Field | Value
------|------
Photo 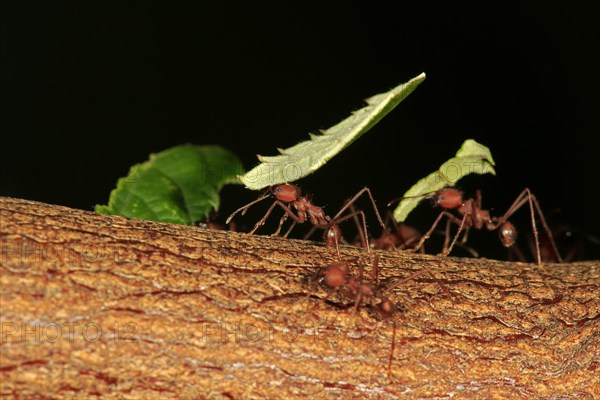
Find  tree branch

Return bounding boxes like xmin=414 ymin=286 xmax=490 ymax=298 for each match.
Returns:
xmin=1 ymin=197 xmax=598 ymax=398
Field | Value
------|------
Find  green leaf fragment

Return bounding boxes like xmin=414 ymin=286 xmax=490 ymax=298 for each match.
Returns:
xmin=240 ymin=73 xmax=427 ymax=190
xmin=392 ymin=139 xmax=496 ymax=222
xmin=95 ymin=145 xmax=245 ymax=225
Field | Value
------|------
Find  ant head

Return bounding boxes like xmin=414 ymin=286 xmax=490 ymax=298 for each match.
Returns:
xmin=273 ymin=184 xmax=300 ymax=202
xmin=397 ymin=224 xmax=421 ymax=244
xmin=324 ymin=225 xmax=342 ymax=248
xmin=377 ymin=297 xmax=396 ymax=319
xmin=499 ymin=221 xmax=517 ymax=247
xmin=323 ymin=261 xmax=349 ymax=289
xmin=435 ymin=188 xmax=463 ymax=209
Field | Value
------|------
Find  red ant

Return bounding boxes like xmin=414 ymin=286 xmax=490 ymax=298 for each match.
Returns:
xmin=364 ymin=211 xmax=422 ymax=251
xmin=362 ymin=212 xmax=479 ymax=256
xmin=318 ymin=255 xmax=440 ymax=375
xmin=322 ymin=257 xmax=395 ymax=316
xmin=399 ymin=187 xmax=562 ymax=266
xmin=226 ymin=184 xmax=388 ymax=255
xmin=338 ymin=205 xmax=484 ymax=259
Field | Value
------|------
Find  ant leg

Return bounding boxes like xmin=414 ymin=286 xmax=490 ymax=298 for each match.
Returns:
xmin=352 ymin=208 xmax=368 ymax=249
xmin=303 ymin=225 xmax=318 ymax=240
xmin=249 ymin=201 xmax=304 ymax=234
xmin=442 ymin=211 xmax=469 ymax=256
xmin=249 ymin=201 xmax=279 ymax=234
xmin=412 ymin=210 xmax=461 ymax=253
xmin=272 ymin=213 xmax=289 ymax=236
xmin=460 ymin=227 xmax=471 ymax=245
xmin=371 ymin=254 xmax=380 ymax=285
xmin=494 ymin=188 xmax=562 ymax=265
xmin=508 ymin=243 xmax=527 ymax=262
xmin=331 ymin=187 xmax=389 ymax=243
xmin=282 ymin=221 xmax=297 ymax=239
xmin=412 ymin=211 xmax=445 ymax=253
xmin=352 ymin=289 xmax=367 ymax=315
xmin=442 ymin=217 xmax=452 ymax=254
xmin=528 ymin=191 xmax=563 ymax=264
xmin=387 ymin=319 xmax=397 ymax=376
xmin=330 ymin=209 xmax=371 ymax=253
xmin=348 ymin=204 xmax=369 ymax=249
xmin=226 ymin=188 xmax=272 ymax=224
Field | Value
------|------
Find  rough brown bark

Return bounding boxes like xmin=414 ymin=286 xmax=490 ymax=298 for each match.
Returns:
xmin=0 ymin=196 xmax=598 ymax=399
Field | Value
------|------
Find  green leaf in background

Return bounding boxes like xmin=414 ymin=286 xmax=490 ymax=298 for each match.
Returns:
xmin=240 ymin=73 xmax=426 ymax=190
xmin=392 ymin=139 xmax=496 ymax=222
xmin=95 ymin=145 xmax=244 ymax=225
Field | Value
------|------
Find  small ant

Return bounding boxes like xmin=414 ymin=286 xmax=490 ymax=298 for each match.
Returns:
xmin=318 ymin=255 xmax=438 ymax=374
xmin=342 ymin=205 xmax=484 ymax=258
xmin=226 ymin=184 xmax=388 ymax=255
xmin=367 ymin=211 xmax=422 ymax=251
xmin=398 ymin=187 xmax=562 ymax=266
xmin=365 ymin=214 xmax=479 ymax=256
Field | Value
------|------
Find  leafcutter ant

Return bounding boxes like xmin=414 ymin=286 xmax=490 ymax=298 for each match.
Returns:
xmin=394 ymin=187 xmax=562 ymax=266
xmin=317 ymin=255 xmax=440 ymax=375
xmin=226 ymin=184 xmax=388 ymax=255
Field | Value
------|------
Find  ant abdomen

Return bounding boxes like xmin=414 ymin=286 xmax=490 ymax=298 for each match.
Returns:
xmin=499 ymin=221 xmax=517 ymax=247
xmin=324 ymin=225 xmax=342 ymax=248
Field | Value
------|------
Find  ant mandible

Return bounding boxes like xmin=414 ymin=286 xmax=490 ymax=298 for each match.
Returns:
xmin=403 ymin=187 xmax=562 ymax=266
xmin=226 ymin=184 xmax=389 ymax=255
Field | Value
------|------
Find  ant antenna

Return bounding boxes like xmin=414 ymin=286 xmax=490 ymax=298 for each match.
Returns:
xmin=387 ymin=189 xmax=440 ymax=207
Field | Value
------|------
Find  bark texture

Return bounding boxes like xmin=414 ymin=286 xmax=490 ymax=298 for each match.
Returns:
xmin=1 ymin=196 xmax=599 ymax=399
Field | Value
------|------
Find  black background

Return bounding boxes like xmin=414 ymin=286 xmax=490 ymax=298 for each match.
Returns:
xmin=3 ymin=2 xmax=599 ymax=260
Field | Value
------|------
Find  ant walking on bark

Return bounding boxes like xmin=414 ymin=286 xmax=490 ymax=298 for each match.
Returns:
xmin=318 ymin=255 xmax=440 ymax=375
xmin=226 ymin=184 xmax=389 ymax=255
xmin=396 ymin=187 xmax=562 ymax=266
